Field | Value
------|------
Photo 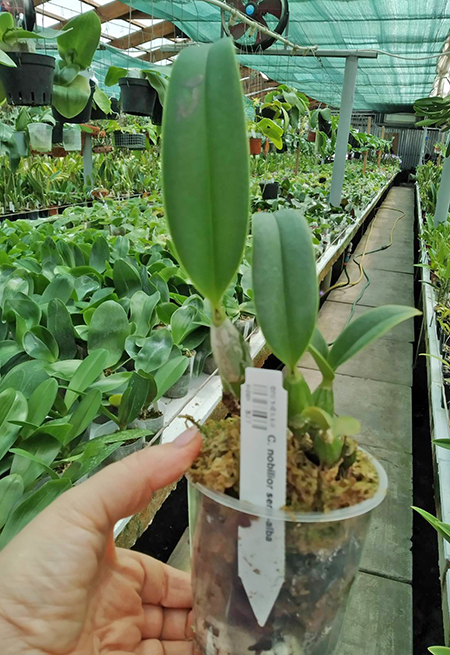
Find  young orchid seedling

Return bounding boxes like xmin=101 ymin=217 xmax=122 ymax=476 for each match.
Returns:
xmin=163 ymin=37 xmax=420 ymax=470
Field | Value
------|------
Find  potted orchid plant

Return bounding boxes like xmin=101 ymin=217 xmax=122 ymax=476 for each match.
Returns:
xmin=162 ymin=37 xmax=419 ymax=654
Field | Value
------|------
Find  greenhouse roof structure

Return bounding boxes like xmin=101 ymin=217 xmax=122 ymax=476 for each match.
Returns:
xmin=34 ymin=0 xmax=450 ymax=112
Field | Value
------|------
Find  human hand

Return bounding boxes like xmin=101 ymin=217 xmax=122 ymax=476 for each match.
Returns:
xmin=0 ymin=428 xmax=202 ymax=655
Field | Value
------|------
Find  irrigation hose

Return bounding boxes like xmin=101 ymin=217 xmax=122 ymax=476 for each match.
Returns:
xmin=322 ymin=205 xmax=406 ymax=327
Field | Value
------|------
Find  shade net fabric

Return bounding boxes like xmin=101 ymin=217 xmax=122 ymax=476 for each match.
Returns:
xmin=112 ymin=0 xmax=450 ymax=112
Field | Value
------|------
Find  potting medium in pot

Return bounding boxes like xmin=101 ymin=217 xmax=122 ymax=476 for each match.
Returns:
xmin=0 ymin=52 xmax=55 ymax=106
xmin=188 ymin=452 xmax=387 ymax=655
xmin=28 ymin=123 xmax=52 ymax=153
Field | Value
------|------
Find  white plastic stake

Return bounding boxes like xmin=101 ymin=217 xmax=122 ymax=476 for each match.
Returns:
xmin=238 ymin=368 xmax=287 ymax=627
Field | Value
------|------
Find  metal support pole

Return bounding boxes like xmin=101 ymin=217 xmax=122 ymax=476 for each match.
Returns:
xmin=377 ymin=125 xmax=385 ymax=167
xmin=329 ymin=56 xmax=359 ymax=207
xmin=362 ymin=115 xmax=372 ymax=175
xmin=434 ymin=151 xmax=450 ymax=226
xmin=418 ymin=127 xmax=428 ymax=167
xmin=83 ymin=133 xmax=93 ymax=189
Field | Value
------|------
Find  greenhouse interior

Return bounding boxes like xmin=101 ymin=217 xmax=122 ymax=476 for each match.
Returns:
xmin=3 ymin=0 xmax=450 ymax=653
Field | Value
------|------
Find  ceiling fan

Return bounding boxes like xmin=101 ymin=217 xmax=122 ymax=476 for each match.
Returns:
xmin=221 ymin=0 xmax=289 ymax=53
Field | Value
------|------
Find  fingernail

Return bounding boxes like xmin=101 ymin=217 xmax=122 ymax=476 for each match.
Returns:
xmin=173 ymin=427 xmax=200 ymax=448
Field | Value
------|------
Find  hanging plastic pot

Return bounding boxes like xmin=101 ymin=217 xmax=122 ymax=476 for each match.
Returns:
xmin=13 ymin=132 xmax=28 ymax=157
xmin=259 ymin=181 xmax=279 ymax=199
xmin=119 ymin=78 xmax=157 ymax=117
xmin=0 ymin=52 xmax=55 ymax=106
xmin=189 ymin=452 xmax=387 ymax=655
xmin=152 ymin=97 xmax=163 ymax=126
xmin=62 ymin=126 xmax=82 ymax=151
xmin=113 ymin=131 xmax=146 ymax=150
xmin=52 ymin=80 xmax=95 ymax=124
xmin=28 ymin=123 xmax=52 ymax=153
xmin=249 ymin=137 xmax=262 ymax=155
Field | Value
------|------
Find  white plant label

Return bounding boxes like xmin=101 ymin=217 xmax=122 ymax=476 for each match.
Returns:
xmin=238 ymin=367 xmax=287 ymax=627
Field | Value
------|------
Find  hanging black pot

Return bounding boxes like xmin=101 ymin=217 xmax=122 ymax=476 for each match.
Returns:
xmin=260 ymin=181 xmax=279 ymax=200
xmin=52 ymin=80 xmax=95 ymax=124
xmin=91 ymin=97 xmax=119 ymax=120
xmin=119 ymin=78 xmax=156 ymax=117
xmin=152 ymin=97 xmax=163 ymax=126
xmin=0 ymin=52 xmax=55 ymax=106
xmin=261 ymin=106 xmax=276 ymax=120
xmin=52 ymin=122 xmax=63 ymax=144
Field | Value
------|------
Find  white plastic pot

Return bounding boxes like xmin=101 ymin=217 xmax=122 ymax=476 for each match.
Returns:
xmin=28 ymin=122 xmax=52 ymax=153
xmin=14 ymin=131 xmax=28 ymax=157
xmin=164 ymin=355 xmax=195 ymax=399
xmin=62 ymin=126 xmax=82 ymax=151
xmin=189 ymin=450 xmax=388 ymax=655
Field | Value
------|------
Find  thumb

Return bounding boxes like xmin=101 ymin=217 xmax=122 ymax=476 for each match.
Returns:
xmin=57 ymin=428 xmax=202 ymax=532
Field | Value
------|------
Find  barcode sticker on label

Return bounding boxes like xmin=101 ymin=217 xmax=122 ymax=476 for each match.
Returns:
xmin=238 ymin=367 xmax=287 ymax=627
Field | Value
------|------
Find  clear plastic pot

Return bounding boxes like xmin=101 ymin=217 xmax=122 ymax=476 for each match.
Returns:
xmin=188 ymin=450 xmax=387 ymax=655
xmin=62 ymin=126 xmax=82 ymax=151
xmin=28 ymin=123 xmax=52 ymax=153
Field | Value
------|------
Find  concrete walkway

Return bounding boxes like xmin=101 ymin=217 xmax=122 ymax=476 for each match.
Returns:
xmin=300 ymin=186 xmax=415 ymax=654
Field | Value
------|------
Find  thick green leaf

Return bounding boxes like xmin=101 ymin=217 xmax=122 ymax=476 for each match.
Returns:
xmin=434 ymin=439 xmax=450 ymax=450
xmin=162 ymin=38 xmax=249 ymax=307
xmin=0 ymin=341 xmax=23 ymax=368
xmin=57 ymin=11 xmax=101 ymax=69
xmin=52 ymin=76 xmax=91 ymax=120
xmin=40 ymin=274 xmax=74 ymax=304
xmin=252 ymin=210 xmax=318 ymax=370
xmin=21 ymin=378 xmax=58 ymax=439
xmin=45 ymin=360 xmax=81 ymax=381
xmin=328 ymin=306 xmax=421 ymax=371
xmin=157 ymin=302 xmax=177 ymax=325
xmin=0 ymin=361 xmax=48 ymax=398
xmin=413 ymin=507 xmax=450 ymax=544
xmin=89 ymin=236 xmax=110 ymax=273
xmin=10 ymin=435 xmax=60 ymax=487
xmin=257 ymin=117 xmax=283 ymax=149
xmin=135 ymin=329 xmax=173 ymax=374
xmin=0 ymin=388 xmax=28 ymax=460
xmin=105 ymin=65 xmax=126 ymax=87
xmin=93 ymin=87 xmax=111 ymax=114
xmin=0 ymin=50 xmax=16 ymax=67
xmin=0 ymin=478 xmax=71 ymax=549
xmin=88 ymin=301 xmax=129 ymax=367
xmin=90 ymin=371 xmax=132 ymax=393
xmin=143 ymin=70 xmax=168 ymax=105
xmin=23 ymin=326 xmax=59 ymax=363
xmin=113 ymin=259 xmax=141 ymax=298
xmin=47 ymin=298 xmax=77 ymax=360
xmin=428 ymin=648 xmax=450 ymax=654
xmin=30 ymin=418 xmax=72 ymax=444
xmin=7 ymin=292 xmax=41 ymax=346
xmin=65 ymin=349 xmax=108 ymax=410
xmin=154 ymin=356 xmax=189 ymax=400
xmin=118 ymin=372 xmax=157 ymax=428
xmin=130 ymin=290 xmax=160 ymax=337
xmin=0 ymin=475 xmax=24 ymax=530
xmin=66 ymin=388 xmax=102 ymax=442
xmin=170 ymin=304 xmax=199 ymax=346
